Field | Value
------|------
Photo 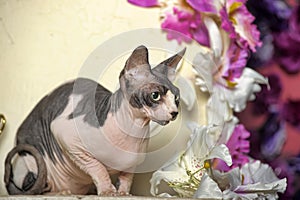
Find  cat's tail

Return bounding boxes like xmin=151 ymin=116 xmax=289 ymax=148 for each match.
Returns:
xmin=4 ymin=144 xmax=49 ymax=195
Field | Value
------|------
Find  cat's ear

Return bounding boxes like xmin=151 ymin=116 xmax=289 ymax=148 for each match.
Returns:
xmin=152 ymin=48 xmax=186 ymax=82
xmin=125 ymin=45 xmax=150 ymax=71
xmin=120 ymin=45 xmax=151 ymax=81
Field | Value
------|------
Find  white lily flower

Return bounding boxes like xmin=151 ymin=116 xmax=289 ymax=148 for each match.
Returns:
xmin=150 ymin=123 xmax=232 ymax=197
xmin=193 ymin=17 xmax=268 ymax=126
xmin=195 ymin=160 xmax=287 ymax=199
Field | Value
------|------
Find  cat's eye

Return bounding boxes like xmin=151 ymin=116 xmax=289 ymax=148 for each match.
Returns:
xmin=151 ymin=92 xmax=161 ymax=101
xmin=175 ymin=95 xmax=180 ymax=101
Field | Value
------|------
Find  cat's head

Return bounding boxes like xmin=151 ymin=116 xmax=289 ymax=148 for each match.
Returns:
xmin=119 ymin=45 xmax=186 ymax=125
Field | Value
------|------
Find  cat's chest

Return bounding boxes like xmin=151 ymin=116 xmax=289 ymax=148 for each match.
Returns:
xmin=54 ymin=113 xmax=149 ymax=172
xmin=99 ymin=113 xmax=149 ymax=170
xmin=102 ymin=113 xmax=149 ymax=151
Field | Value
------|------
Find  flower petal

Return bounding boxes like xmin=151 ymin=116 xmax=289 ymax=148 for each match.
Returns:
xmin=161 ymin=8 xmax=194 ymax=43
xmin=175 ymin=76 xmax=197 ymax=111
xmin=150 ymin=164 xmax=190 ymax=196
xmin=213 ymin=167 xmax=242 ymax=190
xmin=206 ymin=87 xmax=233 ymax=126
xmin=187 ymin=123 xmax=232 ymax=167
xmin=204 ymin=17 xmax=223 ymax=59
xmin=234 ymin=160 xmax=287 ymax=198
xmin=222 ymin=68 xmax=268 ymax=112
xmin=232 ymin=5 xmax=262 ymax=52
xmin=199 ymin=160 xmax=287 ymax=199
xmin=208 ymin=144 xmax=232 ymax=166
xmin=186 ymin=0 xmax=217 ymax=13
xmin=261 ymin=122 xmax=286 ymax=158
xmin=194 ymin=173 xmax=223 ymax=199
xmin=193 ymin=51 xmax=215 ymax=93
xmin=151 ymin=123 xmax=235 ymax=197
xmin=217 ymin=116 xmax=239 ymax=144
xmin=127 ymin=0 xmax=159 ymax=7
xmin=223 ymin=43 xmax=249 ymax=81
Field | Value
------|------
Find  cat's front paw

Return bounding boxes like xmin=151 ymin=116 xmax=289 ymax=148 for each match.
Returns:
xmin=98 ymin=184 xmax=117 ymax=196
xmin=118 ymin=191 xmax=132 ymax=196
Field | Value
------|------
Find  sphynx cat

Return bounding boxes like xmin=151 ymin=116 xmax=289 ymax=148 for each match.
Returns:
xmin=4 ymin=45 xmax=185 ymax=195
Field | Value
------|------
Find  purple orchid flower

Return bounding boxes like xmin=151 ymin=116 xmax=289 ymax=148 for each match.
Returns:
xmin=248 ymin=112 xmax=286 ymax=165
xmin=223 ymin=42 xmax=249 ymax=81
xmin=218 ymin=0 xmax=262 ymax=52
xmin=227 ymin=124 xmax=250 ymax=168
xmin=161 ymin=7 xmax=209 ymax=46
xmin=270 ymin=157 xmax=298 ymax=199
xmin=161 ymin=7 xmax=194 ymax=43
xmin=215 ymin=124 xmax=250 ymax=171
xmin=127 ymin=0 xmax=159 ymax=7
xmin=282 ymin=99 xmax=300 ymax=130
xmin=186 ymin=0 xmax=218 ymax=13
xmin=187 ymin=0 xmax=262 ymax=52
xmin=274 ymin=5 xmax=300 ymax=74
xmin=246 ymin=0 xmax=291 ymax=68
xmin=246 ymin=0 xmax=291 ymax=32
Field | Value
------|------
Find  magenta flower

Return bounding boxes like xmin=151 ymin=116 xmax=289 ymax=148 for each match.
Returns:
xmin=216 ymin=124 xmax=250 ymax=171
xmin=161 ymin=7 xmax=209 ymax=46
xmin=192 ymin=18 xmax=210 ymax=47
xmin=269 ymin=158 xmax=296 ymax=199
xmin=128 ymin=0 xmax=261 ymax=52
xmin=223 ymin=42 xmax=249 ymax=81
xmin=286 ymin=5 xmax=300 ymax=43
xmin=185 ymin=0 xmax=262 ymax=52
xmin=127 ymin=0 xmax=159 ymax=7
xmin=220 ymin=1 xmax=262 ymax=52
xmin=186 ymin=0 xmax=218 ymax=13
xmin=220 ymin=6 xmax=236 ymax=39
xmin=161 ymin=7 xmax=194 ymax=43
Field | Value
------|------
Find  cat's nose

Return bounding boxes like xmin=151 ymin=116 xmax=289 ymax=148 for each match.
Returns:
xmin=171 ymin=112 xmax=178 ymax=120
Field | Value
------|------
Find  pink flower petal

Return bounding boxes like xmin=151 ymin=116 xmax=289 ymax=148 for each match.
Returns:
xmin=220 ymin=7 xmax=237 ymax=39
xmin=192 ymin=17 xmax=210 ymax=47
xmin=215 ymin=124 xmax=250 ymax=171
xmin=161 ymin=7 xmax=209 ymax=46
xmin=186 ymin=0 xmax=217 ymax=13
xmin=127 ymin=0 xmax=159 ymax=7
xmin=233 ymin=5 xmax=262 ymax=52
xmin=219 ymin=2 xmax=262 ymax=52
xmin=161 ymin=8 xmax=194 ymax=43
xmin=223 ymin=43 xmax=249 ymax=80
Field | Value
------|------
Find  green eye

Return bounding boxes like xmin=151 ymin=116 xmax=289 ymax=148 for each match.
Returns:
xmin=151 ymin=92 xmax=161 ymax=101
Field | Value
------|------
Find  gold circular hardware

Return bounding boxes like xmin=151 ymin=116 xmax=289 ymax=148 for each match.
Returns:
xmin=0 ymin=114 xmax=6 ymax=136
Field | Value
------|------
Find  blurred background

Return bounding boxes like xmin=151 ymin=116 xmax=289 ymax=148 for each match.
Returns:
xmin=237 ymin=0 xmax=300 ymax=199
